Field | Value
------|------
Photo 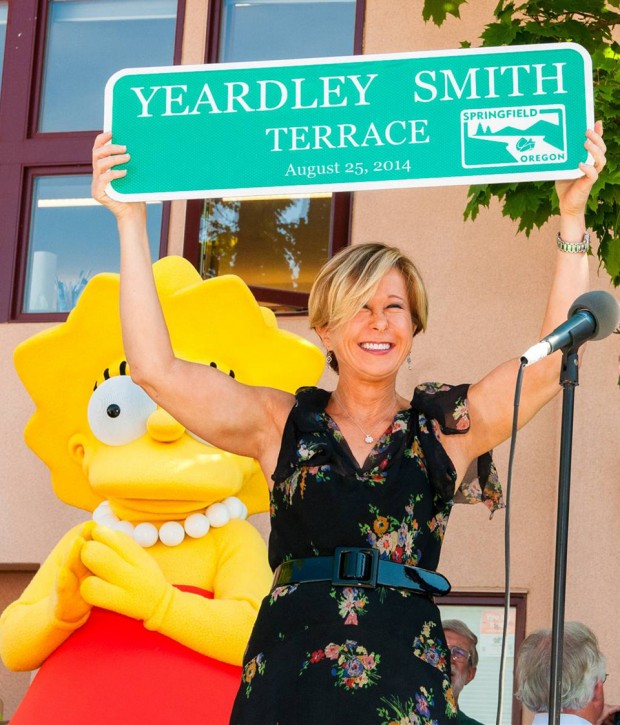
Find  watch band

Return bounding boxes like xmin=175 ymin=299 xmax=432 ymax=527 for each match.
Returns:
xmin=556 ymin=231 xmax=590 ymax=254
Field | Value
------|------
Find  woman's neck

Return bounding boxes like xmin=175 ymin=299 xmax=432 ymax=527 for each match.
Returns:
xmin=327 ymin=380 xmax=407 ymax=464
xmin=332 ymin=379 xmax=407 ymax=417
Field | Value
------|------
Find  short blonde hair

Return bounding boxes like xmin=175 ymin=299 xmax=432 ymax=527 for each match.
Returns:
xmin=308 ymin=242 xmax=428 ymax=335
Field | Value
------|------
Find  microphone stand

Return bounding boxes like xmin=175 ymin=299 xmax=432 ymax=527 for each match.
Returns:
xmin=548 ymin=346 xmax=580 ymax=724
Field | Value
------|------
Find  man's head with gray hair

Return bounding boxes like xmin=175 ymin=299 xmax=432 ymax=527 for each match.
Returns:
xmin=516 ymin=621 xmax=606 ymax=721
xmin=442 ymin=619 xmax=479 ymax=705
xmin=443 ymin=619 xmax=479 ymax=667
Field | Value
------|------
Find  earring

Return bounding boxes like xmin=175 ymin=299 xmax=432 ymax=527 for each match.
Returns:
xmin=326 ymin=351 xmax=333 ymax=365
xmin=407 ymin=354 xmax=413 ymax=370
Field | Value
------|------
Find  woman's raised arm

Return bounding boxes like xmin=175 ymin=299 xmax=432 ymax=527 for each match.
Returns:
xmin=444 ymin=121 xmax=607 ymax=481
xmin=91 ymin=132 xmax=293 ymax=473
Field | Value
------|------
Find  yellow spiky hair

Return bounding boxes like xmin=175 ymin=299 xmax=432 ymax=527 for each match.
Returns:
xmin=14 ymin=256 xmax=324 ymax=511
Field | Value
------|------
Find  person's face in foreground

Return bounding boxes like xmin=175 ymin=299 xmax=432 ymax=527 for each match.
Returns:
xmin=324 ymin=268 xmax=415 ymax=381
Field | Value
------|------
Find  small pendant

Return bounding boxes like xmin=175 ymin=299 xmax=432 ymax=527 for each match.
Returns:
xmin=364 ymin=434 xmax=374 ymax=444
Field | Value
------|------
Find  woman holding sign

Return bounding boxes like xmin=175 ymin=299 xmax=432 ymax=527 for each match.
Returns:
xmin=91 ymin=122 xmax=605 ymax=723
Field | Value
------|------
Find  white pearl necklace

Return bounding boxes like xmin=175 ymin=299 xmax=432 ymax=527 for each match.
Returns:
xmin=92 ymin=497 xmax=248 ymax=548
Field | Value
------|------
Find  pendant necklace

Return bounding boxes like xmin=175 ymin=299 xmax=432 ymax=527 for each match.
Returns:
xmin=332 ymin=391 xmax=395 ymax=445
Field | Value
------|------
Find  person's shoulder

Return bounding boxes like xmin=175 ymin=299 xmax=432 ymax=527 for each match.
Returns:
xmin=295 ymin=385 xmax=320 ymax=397
xmin=294 ymin=386 xmax=331 ymax=408
xmin=412 ymin=381 xmax=471 ymax=435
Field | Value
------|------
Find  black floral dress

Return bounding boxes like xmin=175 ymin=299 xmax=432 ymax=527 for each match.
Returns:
xmin=230 ymin=383 xmax=503 ymax=725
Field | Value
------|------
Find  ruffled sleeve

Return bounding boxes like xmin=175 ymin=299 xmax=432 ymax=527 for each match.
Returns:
xmin=412 ymin=382 xmax=504 ymax=515
xmin=271 ymin=387 xmax=336 ymax=486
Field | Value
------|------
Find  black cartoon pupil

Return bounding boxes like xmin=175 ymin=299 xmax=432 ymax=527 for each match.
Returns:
xmin=106 ymin=403 xmax=121 ymax=418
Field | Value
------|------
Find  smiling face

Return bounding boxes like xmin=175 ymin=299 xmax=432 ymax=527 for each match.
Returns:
xmin=319 ymin=268 xmax=415 ymax=382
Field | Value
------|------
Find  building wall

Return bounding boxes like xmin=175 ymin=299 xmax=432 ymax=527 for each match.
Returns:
xmin=1 ymin=0 xmax=618 ymax=720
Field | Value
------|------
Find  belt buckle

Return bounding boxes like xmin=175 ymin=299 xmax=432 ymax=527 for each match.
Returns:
xmin=332 ymin=547 xmax=379 ymax=588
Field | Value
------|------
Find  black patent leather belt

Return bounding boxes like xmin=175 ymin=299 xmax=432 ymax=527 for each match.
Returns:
xmin=271 ymin=547 xmax=451 ymax=597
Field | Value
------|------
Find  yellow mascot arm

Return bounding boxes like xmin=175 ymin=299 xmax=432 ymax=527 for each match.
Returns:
xmin=81 ymin=521 xmax=272 ymax=665
xmin=153 ymin=520 xmax=272 ymax=665
xmin=0 ymin=522 xmax=94 ymax=671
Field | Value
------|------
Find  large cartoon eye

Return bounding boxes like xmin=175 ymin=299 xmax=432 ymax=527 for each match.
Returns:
xmin=88 ymin=376 xmax=157 ymax=446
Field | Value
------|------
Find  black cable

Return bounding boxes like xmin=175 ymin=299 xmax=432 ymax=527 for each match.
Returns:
xmin=496 ymin=360 xmax=526 ymax=725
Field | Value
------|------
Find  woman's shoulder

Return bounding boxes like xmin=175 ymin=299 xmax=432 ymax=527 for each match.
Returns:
xmin=292 ymin=386 xmax=331 ymax=411
xmin=412 ymin=382 xmax=505 ymax=514
xmin=271 ymin=387 xmax=332 ymax=483
xmin=411 ymin=381 xmax=471 ymax=435
xmin=267 ymin=386 xmax=330 ymax=438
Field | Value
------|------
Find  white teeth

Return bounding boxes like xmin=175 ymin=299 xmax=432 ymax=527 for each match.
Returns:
xmin=361 ymin=343 xmax=390 ymax=350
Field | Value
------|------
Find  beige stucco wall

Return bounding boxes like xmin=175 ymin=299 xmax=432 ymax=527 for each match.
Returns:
xmin=1 ymin=0 xmax=619 ymax=720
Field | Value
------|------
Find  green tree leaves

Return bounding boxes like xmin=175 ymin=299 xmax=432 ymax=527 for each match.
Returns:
xmin=423 ymin=1 xmax=620 ymax=285
xmin=422 ymin=0 xmax=469 ymax=26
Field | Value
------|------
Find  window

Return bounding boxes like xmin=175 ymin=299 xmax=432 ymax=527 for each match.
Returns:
xmin=24 ymin=175 xmax=161 ymax=313
xmin=218 ymin=0 xmax=359 ymax=63
xmin=198 ymin=196 xmax=332 ymax=296
xmin=439 ymin=592 xmax=526 ymax=725
xmin=0 ymin=0 xmax=184 ymax=321
xmin=39 ymin=0 xmax=179 ymax=132
xmin=0 ymin=2 xmax=7 ymax=92
xmin=184 ymin=0 xmax=364 ymax=311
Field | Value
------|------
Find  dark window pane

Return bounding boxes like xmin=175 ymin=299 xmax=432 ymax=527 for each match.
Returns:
xmin=202 ymin=0 xmax=357 ymax=297
xmin=23 ymin=175 xmax=161 ymax=313
xmin=219 ymin=0 xmax=356 ymax=62
xmin=0 ymin=2 xmax=7 ymax=91
xmin=199 ymin=195 xmax=331 ymax=292
xmin=39 ymin=0 xmax=177 ymax=132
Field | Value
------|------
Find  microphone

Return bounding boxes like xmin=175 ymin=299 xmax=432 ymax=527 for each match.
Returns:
xmin=520 ymin=290 xmax=620 ymax=366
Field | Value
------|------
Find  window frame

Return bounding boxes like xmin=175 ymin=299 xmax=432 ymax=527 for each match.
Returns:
xmin=182 ymin=0 xmax=366 ymax=313
xmin=0 ymin=0 xmax=186 ymax=322
xmin=440 ymin=591 xmax=526 ymax=725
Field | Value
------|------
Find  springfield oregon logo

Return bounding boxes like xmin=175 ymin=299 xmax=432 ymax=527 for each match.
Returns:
xmin=461 ymin=105 xmax=567 ymax=168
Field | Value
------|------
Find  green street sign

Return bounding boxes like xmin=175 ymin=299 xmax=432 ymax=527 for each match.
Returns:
xmin=104 ymin=43 xmax=594 ymax=201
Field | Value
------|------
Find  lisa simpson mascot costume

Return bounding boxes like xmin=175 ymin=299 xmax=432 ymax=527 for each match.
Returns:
xmin=0 ymin=257 xmax=324 ymax=724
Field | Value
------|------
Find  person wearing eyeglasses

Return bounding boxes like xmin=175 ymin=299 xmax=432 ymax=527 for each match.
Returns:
xmin=516 ymin=621 xmax=620 ymax=725
xmin=442 ymin=619 xmax=484 ymax=725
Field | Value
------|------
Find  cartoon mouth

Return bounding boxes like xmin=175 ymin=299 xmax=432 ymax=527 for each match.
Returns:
xmin=108 ymin=498 xmax=223 ymax=514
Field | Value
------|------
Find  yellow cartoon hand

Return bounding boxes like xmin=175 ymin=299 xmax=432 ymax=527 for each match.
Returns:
xmin=80 ymin=524 xmax=173 ymax=628
xmin=51 ymin=522 xmax=95 ymax=625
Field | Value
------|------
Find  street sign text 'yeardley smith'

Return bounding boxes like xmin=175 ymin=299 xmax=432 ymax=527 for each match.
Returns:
xmin=104 ymin=43 xmax=594 ymax=201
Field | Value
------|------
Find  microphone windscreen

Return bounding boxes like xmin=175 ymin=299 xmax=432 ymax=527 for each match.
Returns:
xmin=568 ymin=290 xmax=620 ymax=341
